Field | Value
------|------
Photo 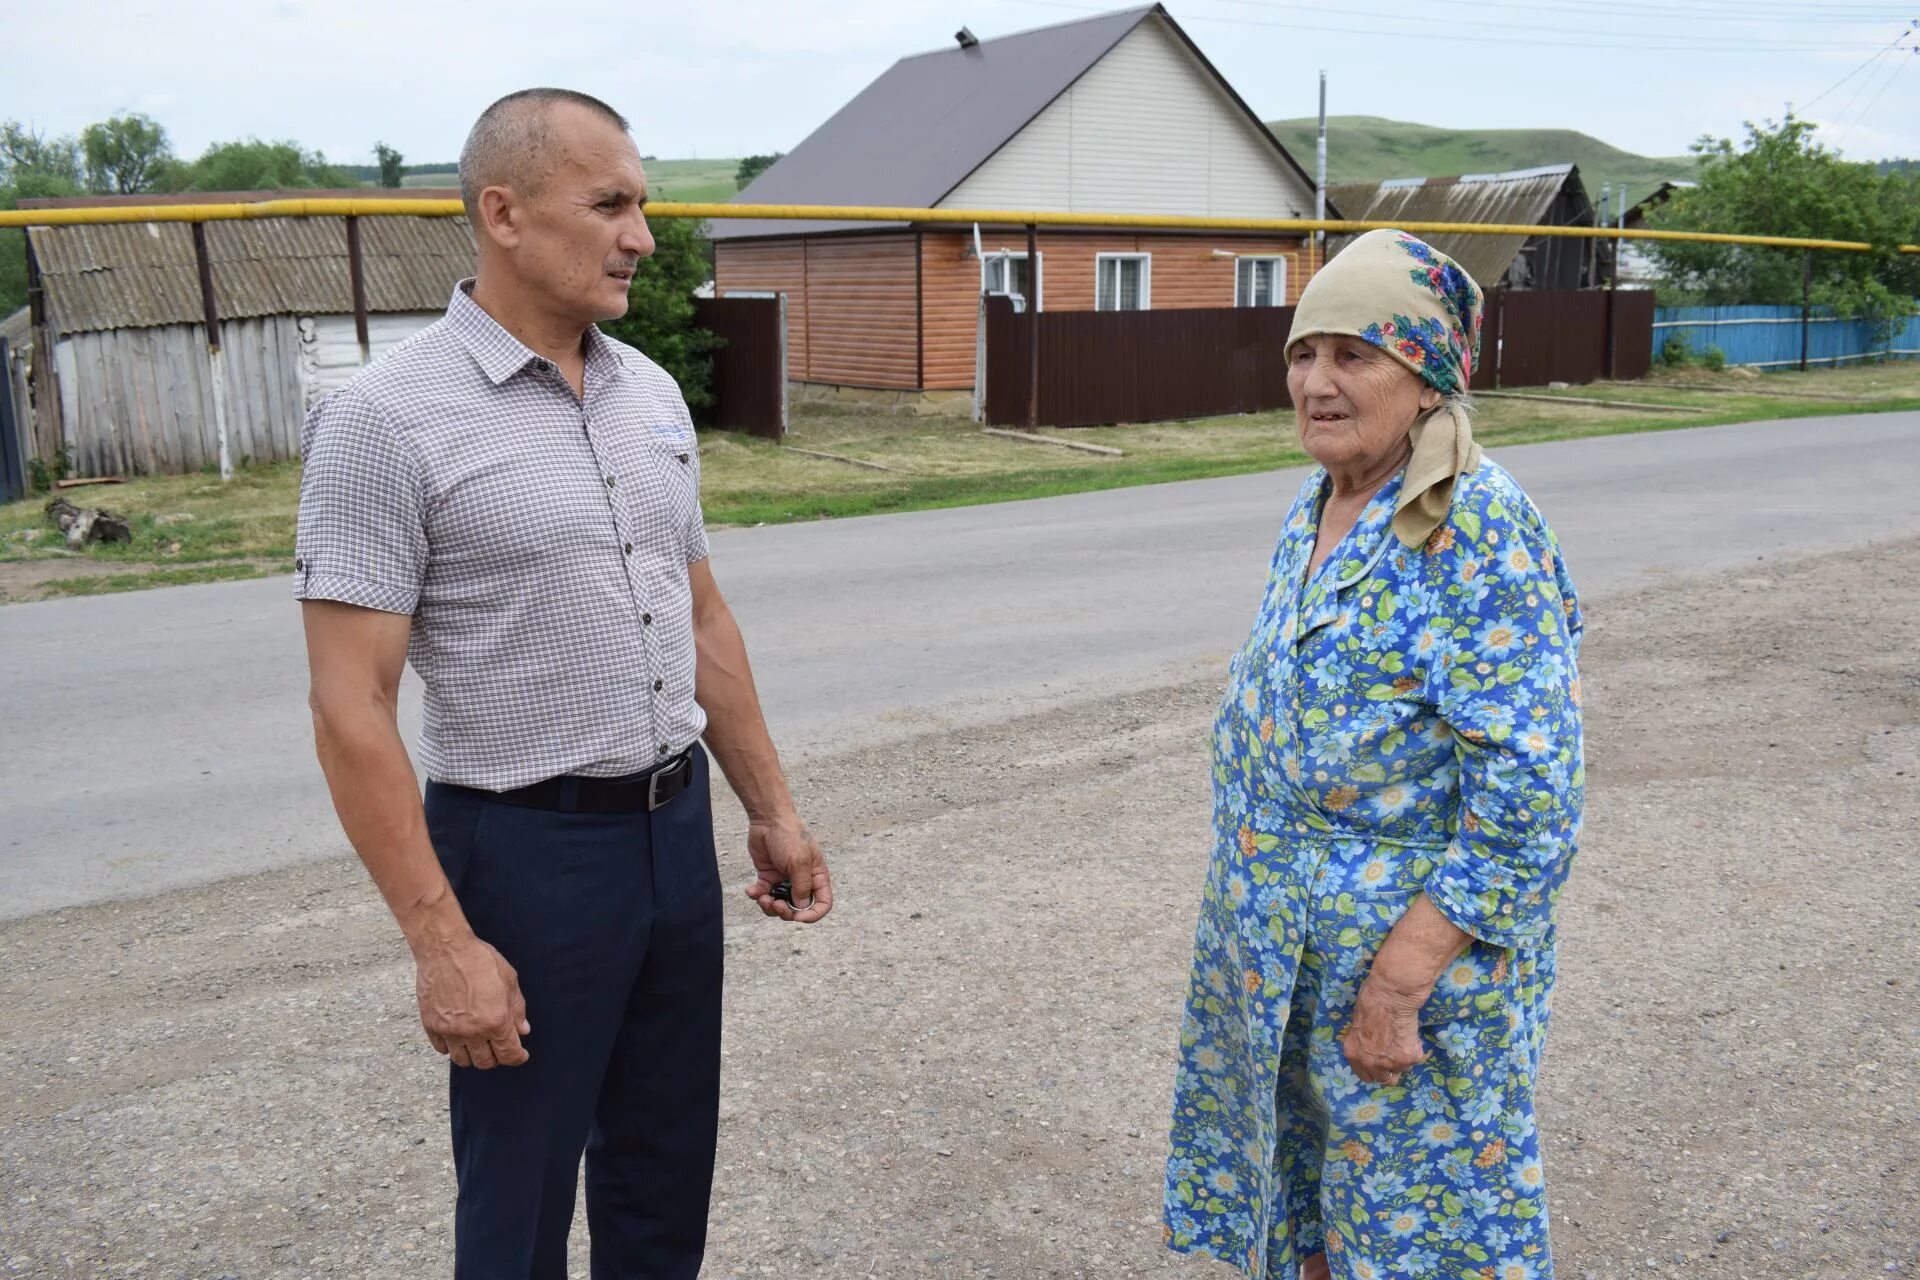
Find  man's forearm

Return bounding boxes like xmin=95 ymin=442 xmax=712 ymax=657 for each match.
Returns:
xmin=311 ymin=694 xmax=471 ymax=952
xmin=692 ymin=598 xmax=794 ymax=823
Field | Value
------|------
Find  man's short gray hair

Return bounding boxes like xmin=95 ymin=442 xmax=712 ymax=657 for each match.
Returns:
xmin=458 ymin=88 xmax=631 ymax=220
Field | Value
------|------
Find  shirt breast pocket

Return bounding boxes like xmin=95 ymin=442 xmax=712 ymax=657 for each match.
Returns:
xmin=630 ymin=433 xmax=700 ymax=542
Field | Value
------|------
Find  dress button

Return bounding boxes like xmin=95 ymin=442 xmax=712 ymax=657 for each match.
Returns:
xmin=623 ymin=542 xmax=633 ymax=555
xmin=654 ymin=679 xmax=664 ymax=692
xmin=605 ymin=475 xmax=616 ymax=487
xmin=658 ymin=744 xmax=669 ymax=756
xmin=642 ymin=612 xmax=652 ymax=624
xmin=294 ymin=558 xmax=305 ymax=571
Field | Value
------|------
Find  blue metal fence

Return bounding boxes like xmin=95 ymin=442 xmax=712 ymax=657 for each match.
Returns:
xmin=1651 ymin=304 xmax=1920 ymax=370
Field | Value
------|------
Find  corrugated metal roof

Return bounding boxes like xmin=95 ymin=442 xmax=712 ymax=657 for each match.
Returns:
xmin=0 ymin=305 xmax=29 ymax=352
xmin=716 ymin=7 xmax=1156 ymax=240
xmin=1327 ymin=165 xmax=1584 ymax=288
xmin=713 ymin=4 xmax=1323 ymax=240
xmin=26 ymin=215 xmax=475 ymax=336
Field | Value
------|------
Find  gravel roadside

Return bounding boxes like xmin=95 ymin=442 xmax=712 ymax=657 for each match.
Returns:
xmin=3 ymin=537 xmax=1916 ymax=1279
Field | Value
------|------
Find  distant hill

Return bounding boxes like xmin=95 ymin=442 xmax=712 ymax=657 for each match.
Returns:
xmin=1266 ymin=115 xmax=1699 ymax=201
xmin=336 ymin=158 xmax=743 ymax=204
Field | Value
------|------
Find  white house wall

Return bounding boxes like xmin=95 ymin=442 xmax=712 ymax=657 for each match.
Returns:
xmin=940 ymin=16 xmax=1314 ymax=218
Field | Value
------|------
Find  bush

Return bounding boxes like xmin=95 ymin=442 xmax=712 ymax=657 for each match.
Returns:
xmin=1699 ymin=346 xmax=1727 ymax=372
xmin=600 ymin=216 xmax=721 ymax=420
xmin=1659 ymin=336 xmax=1692 ymax=368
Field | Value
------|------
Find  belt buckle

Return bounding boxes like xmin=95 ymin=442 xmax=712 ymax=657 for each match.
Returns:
xmin=647 ymin=753 xmax=681 ymax=811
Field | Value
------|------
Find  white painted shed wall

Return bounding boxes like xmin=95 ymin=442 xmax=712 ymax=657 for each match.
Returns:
xmin=300 ymin=312 xmax=442 ymax=403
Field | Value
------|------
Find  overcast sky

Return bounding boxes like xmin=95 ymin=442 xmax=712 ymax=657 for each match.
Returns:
xmin=5 ymin=0 xmax=1917 ymax=173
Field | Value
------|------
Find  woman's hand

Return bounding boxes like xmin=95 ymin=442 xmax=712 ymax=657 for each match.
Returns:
xmin=1343 ymin=894 xmax=1473 ymax=1085
xmin=1342 ymin=971 xmax=1430 ymax=1086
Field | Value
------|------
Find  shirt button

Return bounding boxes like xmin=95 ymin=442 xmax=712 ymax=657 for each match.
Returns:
xmin=294 ymin=558 xmax=305 ymax=571
xmin=642 ymin=612 xmax=652 ymax=625
xmin=605 ymin=475 xmax=616 ymax=487
xmin=658 ymin=744 xmax=670 ymax=756
xmin=623 ymin=542 xmax=633 ymax=556
xmin=654 ymin=679 xmax=664 ymax=692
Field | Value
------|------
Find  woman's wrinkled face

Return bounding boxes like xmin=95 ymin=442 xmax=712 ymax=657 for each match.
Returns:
xmin=1287 ymin=334 xmax=1440 ymax=473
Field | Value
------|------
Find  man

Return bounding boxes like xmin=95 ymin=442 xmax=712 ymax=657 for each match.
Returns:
xmin=297 ymin=88 xmax=830 ymax=1279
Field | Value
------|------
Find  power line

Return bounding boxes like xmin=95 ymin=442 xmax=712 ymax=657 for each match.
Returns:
xmin=1832 ymin=46 xmax=1918 ymax=141
xmin=1830 ymin=42 xmax=1905 ymax=127
xmin=1210 ymin=0 xmax=1917 ymax=28
xmin=1854 ymin=48 xmax=1920 ymax=123
xmin=1801 ymin=22 xmax=1919 ymax=110
xmin=1008 ymin=0 xmax=1918 ymax=53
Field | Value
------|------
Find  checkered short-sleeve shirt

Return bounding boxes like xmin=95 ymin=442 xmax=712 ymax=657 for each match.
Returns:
xmin=294 ymin=281 xmax=710 ymax=791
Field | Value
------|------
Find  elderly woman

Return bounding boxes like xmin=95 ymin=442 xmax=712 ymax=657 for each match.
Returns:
xmin=1163 ymin=229 xmax=1584 ymax=1280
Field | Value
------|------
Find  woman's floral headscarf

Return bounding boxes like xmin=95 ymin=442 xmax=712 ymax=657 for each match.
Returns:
xmin=1288 ymin=228 xmax=1483 ymax=395
xmin=1286 ymin=229 xmax=1488 ymax=546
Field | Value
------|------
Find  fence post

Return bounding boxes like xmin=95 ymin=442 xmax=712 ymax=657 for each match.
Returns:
xmin=191 ymin=221 xmax=232 ymax=482
xmin=1800 ymin=249 xmax=1812 ymax=373
xmin=0 ymin=338 xmax=22 ymax=502
xmin=346 ymin=215 xmax=372 ymax=365
xmin=1026 ymin=223 xmax=1039 ymax=428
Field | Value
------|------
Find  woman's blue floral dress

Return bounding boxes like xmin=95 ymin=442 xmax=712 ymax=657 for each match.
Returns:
xmin=1163 ymin=459 xmax=1584 ymax=1280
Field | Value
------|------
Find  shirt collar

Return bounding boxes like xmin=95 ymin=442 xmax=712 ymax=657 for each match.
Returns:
xmin=446 ymin=279 xmax=631 ymax=385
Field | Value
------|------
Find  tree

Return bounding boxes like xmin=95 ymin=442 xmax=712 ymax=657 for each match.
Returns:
xmin=81 ymin=114 xmax=172 ymax=194
xmin=0 ymin=122 xmax=82 ymax=189
xmin=1 ymin=121 xmax=85 ymax=316
xmin=1647 ymin=114 xmax=1920 ymax=332
xmin=374 ymin=141 xmax=405 ymax=189
xmin=735 ymin=153 xmax=783 ymax=190
xmin=600 ymin=217 xmax=721 ymax=418
xmin=159 ymin=138 xmax=354 ymax=192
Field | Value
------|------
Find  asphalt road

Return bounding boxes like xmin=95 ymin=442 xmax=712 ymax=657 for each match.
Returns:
xmin=3 ymin=411 xmax=1915 ymax=919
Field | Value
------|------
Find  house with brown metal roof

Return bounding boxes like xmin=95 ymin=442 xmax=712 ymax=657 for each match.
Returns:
xmin=15 ymin=189 xmax=472 ymax=476
xmin=1327 ymin=165 xmax=1601 ymax=292
xmin=711 ymin=4 xmax=1330 ymax=410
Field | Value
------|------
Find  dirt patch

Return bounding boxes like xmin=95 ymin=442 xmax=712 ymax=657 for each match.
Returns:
xmin=1 ymin=539 xmax=1915 ymax=1278
xmin=0 ymin=555 xmax=131 ymax=600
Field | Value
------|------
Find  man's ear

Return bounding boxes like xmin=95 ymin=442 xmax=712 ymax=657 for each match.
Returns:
xmin=476 ymin=187 xmax=522 ymax=250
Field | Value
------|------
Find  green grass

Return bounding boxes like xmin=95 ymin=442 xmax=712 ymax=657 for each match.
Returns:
xmin=36 ymin=562 xmax=276 ymax=597
xmin=697 ymin=363 xmax=1920 ymax=525
xmin=3 ymin=464 xmax=300 ymax=567
xmin=4 ymin=361 xmax=1915 ymax=601
xmin=1265 ymin=115 xmax=1698 ymax=196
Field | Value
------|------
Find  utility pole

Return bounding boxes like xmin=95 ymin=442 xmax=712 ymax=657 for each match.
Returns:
xmin=1314 ymin=70 xmax=1327 ymax=272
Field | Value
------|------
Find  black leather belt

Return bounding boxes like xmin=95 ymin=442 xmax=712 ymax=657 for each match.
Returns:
xmin=461 ymin=749 xmax=696 ymax=814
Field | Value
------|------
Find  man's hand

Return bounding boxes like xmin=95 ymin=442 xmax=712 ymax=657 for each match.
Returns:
xmin=741 ymin=815 xmax=832 ymax=924
xmin=413 ymin=932 xmax=532 ymax=1069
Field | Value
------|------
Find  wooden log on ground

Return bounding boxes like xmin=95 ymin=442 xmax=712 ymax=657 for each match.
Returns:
xmin=46 ymin=497 xmax=133 ymax=549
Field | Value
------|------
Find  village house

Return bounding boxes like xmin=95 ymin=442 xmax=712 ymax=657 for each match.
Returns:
xmin=711 ymin=4 xmax=1332 ymax=412
xmin=1328 ymin=164 xmax=1602 ymax=291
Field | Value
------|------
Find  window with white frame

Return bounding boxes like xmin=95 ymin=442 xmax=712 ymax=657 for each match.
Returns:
xmin=1235 ymin=256 xmax=1287 ymax=308
xmin=982 ymin=251 xmax=1042 ymax=309
xmin=1095 ymin=253 xmax=1151 ymax=311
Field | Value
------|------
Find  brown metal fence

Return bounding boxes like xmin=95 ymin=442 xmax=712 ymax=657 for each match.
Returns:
xmin=1609 ymin=290 xmax=1657 ymax=381
xmin=983 ymin=289 xmax=1658 ymax=428
xmin=1478 ymin=288 xmax=1656 ymax=388
xmin=981 ymin=295 xmax=1030 ymax=427
xmin=983 ymin=297 xmax=1296 ymax=428
xmin=693 ymin=295 xmax=787 ymax=439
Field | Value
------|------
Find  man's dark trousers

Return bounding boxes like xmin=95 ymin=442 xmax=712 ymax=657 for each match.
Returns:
xmin=424 ymin=747 xmax=723 ymax=1280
